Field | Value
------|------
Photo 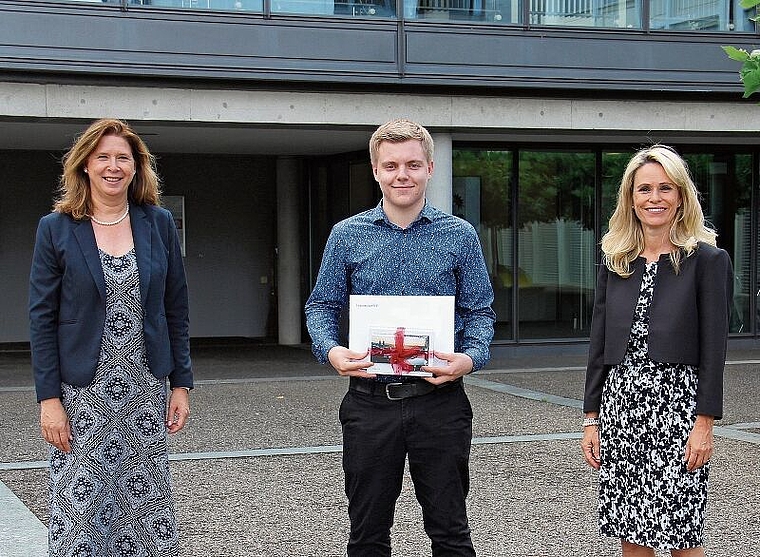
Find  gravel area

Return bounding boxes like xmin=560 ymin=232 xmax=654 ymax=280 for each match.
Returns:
xmin=1 ymin=344 xmax=758 ymax=556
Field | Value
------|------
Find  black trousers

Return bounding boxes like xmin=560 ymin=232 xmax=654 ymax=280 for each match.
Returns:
xmin=339 ymin=379 xmax=475 ymax=557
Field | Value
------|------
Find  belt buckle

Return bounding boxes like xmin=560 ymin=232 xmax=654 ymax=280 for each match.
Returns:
xmin=385 ymin=382 xmax=406 ymax=401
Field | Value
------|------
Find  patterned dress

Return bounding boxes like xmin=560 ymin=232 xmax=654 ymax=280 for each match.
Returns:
xmin=598 ymin=261 xmax=708 ymax=550
xmin=48 ymin=249 xmax=179 ymax=557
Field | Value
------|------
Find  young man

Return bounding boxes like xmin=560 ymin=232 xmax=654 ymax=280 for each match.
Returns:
xmin=305 ymin=119 xmax=495 ymax=557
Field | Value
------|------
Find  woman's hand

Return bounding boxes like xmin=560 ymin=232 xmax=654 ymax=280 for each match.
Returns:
xmin=167 ymin=388 xmax=191 ymax=434
xmin=40 ymin=398 xmax=72 ymax=453
xmin=581 ymin=415 xmax=601 ymax=470
xmin=685 ymin=414 xmax=714 ymax=471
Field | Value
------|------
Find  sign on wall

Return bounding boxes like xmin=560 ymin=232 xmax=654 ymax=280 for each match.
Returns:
xmin=163 ymin=195 xmax=186 ymax=257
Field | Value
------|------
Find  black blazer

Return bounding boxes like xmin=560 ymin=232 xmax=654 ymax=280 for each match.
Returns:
xmin=29 ymin=203 xmax=192 ymax=402
xmin=583 ymin=243 xmax=733 ymax=419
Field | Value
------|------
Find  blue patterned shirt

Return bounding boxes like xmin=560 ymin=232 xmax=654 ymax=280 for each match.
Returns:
xmin=305 ymin=202 xmax=496 ymax=371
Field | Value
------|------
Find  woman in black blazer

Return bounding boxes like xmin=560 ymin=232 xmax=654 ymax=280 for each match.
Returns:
xmin=581 ymin=145 xmax=733 ymax=557
xmin=29 ymin=118 xmax=192 ymax=556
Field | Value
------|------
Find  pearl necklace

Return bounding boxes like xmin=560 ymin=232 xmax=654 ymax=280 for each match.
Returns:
xmin=90 ymin=205 xmax=129 ymax=226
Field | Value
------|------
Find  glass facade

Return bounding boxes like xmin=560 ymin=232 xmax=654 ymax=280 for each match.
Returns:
xmin=516 ymin=150 xmax=596 ymax=339
xmin=527 ymin=0 xmax=641 ymax=27
xmin=682 ymin=152 xmax=754 ymax=333
xmin=411 ymin=0 xmax=513 ymax=21
xmin=650 ymin=0 xmax=756 ymax=31
xmin=452 ymin=149 xmax=599 ymax=341
xmin=98 ymin=0 xmax=266 ymax=9
xmin=455 ymin=145 xmax=758 ymax=342
xmin=452 ymin=150 xmax=514 ymax=339
xmin=67 ymin=0 xmax=756 ymax=29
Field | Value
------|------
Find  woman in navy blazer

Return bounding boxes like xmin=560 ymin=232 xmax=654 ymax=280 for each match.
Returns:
xmin=581 ymin=145 xmax=732 ymax=557
xmin=29 ymin=118 xmax=192 ymax=555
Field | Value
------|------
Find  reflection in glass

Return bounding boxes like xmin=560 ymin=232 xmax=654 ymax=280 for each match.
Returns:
xmin=650 ymin=0 xmax=754 ymax=31
xmin=56 ymin=0 xmax=758 ymax=26
xmin=140 ymin=0 xmax=393 ymax=15
xmin=334 ymin=0 xmax=396 ymax=15
xmin=452 ymin=150 xmax=513 ymax=340
xmin=517 ymin=151 xmax=595 ymax=339
xmin=410 ymin=0 xmax=518 ymax=21
xmin=731 ymin=0 xmax=758 ymax=32
xmin=601 ymin=152 xmax=632 ymax=234
xmin=271 ymin=0 xmax=334 ymax=13
xmin=684 ymin=153 xmax=753 ymax=333
xmin=113 ymin=0 xmax=265 ymax=9
xmin=529 ymin=0 xmax=641 ymax=27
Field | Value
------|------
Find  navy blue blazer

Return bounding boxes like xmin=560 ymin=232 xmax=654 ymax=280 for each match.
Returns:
xmin=583 ymin=243 xmax=733 ymax=419
xmin=29 ymin=203 xmax=192 ymax=402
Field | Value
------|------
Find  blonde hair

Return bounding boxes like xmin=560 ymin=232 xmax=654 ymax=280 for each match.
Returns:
xmin=602 ymin=145 xmax=717 ymax=277
xmin=55 ymin=118 xmax=161 ymax=219
xmin=369 ymin=119 xmax=434 ymax=166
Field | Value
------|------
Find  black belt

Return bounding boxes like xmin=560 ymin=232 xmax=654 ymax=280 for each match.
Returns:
xmin=349 ymin=377 xmax=461 ymax=401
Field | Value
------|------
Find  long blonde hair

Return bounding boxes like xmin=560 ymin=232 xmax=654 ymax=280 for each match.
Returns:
xmin=55 ymin=118 xmax=160 ymax=219
xmin=602 ymin=145 xmax=716 ymax=277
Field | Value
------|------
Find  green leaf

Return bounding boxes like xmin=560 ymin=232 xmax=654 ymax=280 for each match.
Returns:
xmin=722 ymin=45 xmax=750 ymax=62
xmin=739 ymin=0 xmax=760 ymax=9
xmin=740 ymin=68 xmax=760 ymax=97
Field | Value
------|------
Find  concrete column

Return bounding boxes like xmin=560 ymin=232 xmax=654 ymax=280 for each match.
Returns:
xmin=428 ymin=132 xmax=453 ymax=213
xmin=276 ymin=157 xmax=302 ymax=345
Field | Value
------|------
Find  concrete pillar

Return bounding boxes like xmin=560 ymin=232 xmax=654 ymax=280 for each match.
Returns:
xmin=276 ymin=157 xmax=302 ymax=345
xmin=428 ymin=132 xmax=453 ymax=213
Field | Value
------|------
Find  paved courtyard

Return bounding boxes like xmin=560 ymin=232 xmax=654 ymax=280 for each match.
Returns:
xmin=1 ymin=343 xmax=758 ymax=556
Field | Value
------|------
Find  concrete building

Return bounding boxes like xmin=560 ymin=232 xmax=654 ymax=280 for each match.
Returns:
xmin=1 ymin=0 xmax=758 ymax=349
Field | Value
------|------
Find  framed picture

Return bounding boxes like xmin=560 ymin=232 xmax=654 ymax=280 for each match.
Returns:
xmin=349 ymin=295 xmax=455 ymax=377
xmin=162 ymin=195 xmax=186 ymax=257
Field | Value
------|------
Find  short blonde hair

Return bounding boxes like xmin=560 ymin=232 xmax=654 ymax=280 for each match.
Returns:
xmin=602 ymin=144 xmax=717 ymax=277
xmin=55 ymin=118 xmax=161 ymax=219
xmin=369 ymin=119 xmax=434 ymax=166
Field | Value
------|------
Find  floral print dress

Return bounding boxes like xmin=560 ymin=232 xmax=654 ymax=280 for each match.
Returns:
xmin=598 ymin=261 xmax=708 ymax=550
xmin=47 ymin=249 xmax=179 ymax=557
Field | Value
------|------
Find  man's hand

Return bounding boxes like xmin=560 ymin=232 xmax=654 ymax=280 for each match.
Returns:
xmin=328 ymin=346 xmax=375 ymax=378
xmin=422 ymin=351 xmax=473 ymax=385
xmin=40 ymin=397 xmax=72 ymax=453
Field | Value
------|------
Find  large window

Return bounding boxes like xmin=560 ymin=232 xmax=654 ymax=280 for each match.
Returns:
xmin=650 ymin=0 xmax=755 ymax=31
xmin=601 ymin=152 xmax=630 ymax=236
xmin=411 ymin=0 xmax=515 ymax=21
xmin=59 ymin=0 xmax=757 ymax=27
xmin=452 ymin=150 xmax=514 ymax=339
xmin=528 ymin=0 xmax=641 ymax=27
xmin=683 ymin=152 xmax=754 ymax=333
xmin=517 ymin=151 xmax=596 ymax=339
xmin=455 ymin=145 xmax=758 ymax=342
xmin=453 ymin=149 xmax=597 ymax=341
xmin=405 ymin=0 xmax=755 ymax=26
